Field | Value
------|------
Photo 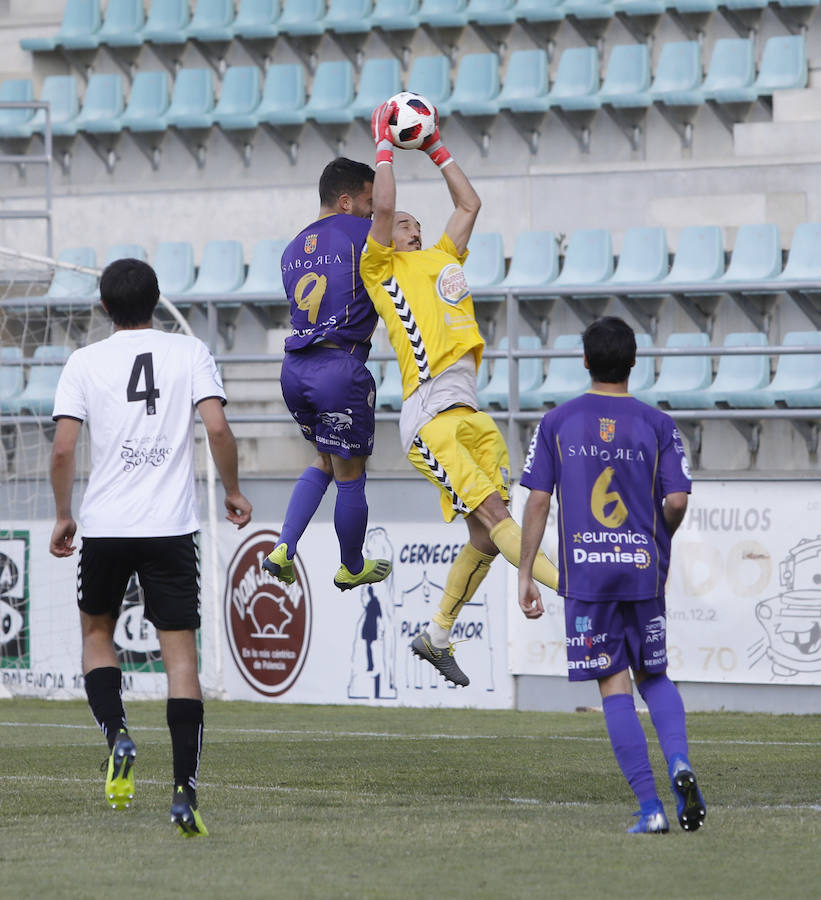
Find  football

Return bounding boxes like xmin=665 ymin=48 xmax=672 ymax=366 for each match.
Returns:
xmin=386 ymin=91 xmax=437 ymax=150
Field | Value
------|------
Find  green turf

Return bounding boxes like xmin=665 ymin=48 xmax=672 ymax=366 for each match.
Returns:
xmin=1 ymin=699 xmax=820 ymax=899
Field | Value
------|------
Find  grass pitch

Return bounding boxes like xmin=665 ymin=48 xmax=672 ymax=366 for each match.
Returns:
xmin=1 ymin=698 xmax=820 ymax=899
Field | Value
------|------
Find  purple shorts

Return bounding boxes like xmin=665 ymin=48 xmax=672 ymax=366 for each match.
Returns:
xmin=563 ymin=595 xmax=668 ymax=682
xmin=280 ymin=345 xmax=376 ymax=459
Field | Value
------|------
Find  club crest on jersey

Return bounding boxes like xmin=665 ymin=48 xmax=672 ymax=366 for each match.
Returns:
xmin=599 ymin=418 xmax=616 ymax=443
xmin=436 ymin=263 xmax=470 ymax=306
xmin=304 ymin=233 xmax=318 ymax=254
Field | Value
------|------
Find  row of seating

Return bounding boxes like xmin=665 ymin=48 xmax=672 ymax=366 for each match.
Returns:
xmin=0 ymin=345 xmax=71 ymax=416
xmin=21 ymin=0 xmax=820 ymax=56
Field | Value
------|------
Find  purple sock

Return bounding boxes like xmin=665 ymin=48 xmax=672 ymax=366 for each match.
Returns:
xmin=602 ymin=693 xmax=659 ymax=806
xmin=637 ymin=674 xmax=689 ymax=771
xmin=278 ymin=466 xmax=332 ymax=553
xmin=334 ymin=472 xmax=367 ymax=573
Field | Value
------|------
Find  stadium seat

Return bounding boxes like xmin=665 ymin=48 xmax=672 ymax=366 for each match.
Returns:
xmin=46 ymin=247 xmax=98 ymax=299
xmin=0 ymin=79 xmax=36 ymax=139
xmin=98 ymin=0 xmax=146 ymax=47
xmin=323 ymin=0 xmax=375 ymax=33
xmin=142 ymin=0 xmax=191 ymax=45
xmin=376 ymin=360 xmax=404 ymax=409
xmin=304 ymin=60 xmax=356 ymax=123
xmin=186 ymin=240 xmax=245 ymax=295
xmin=691 ymin=331 xmax=770 ymax=408
xmin=106 ymin=243 xmax=148 ymax=265
xmin=478 ymin=335 xmax=544 ymax=410
xmin=497 ymin=49 xmax=550 ymax=114
xmin=598 ymin=43 xmax=652 ymax=109
xmin=21 ymin=0 xmax=102 ymax=52
xmin=120 ymin=70 xmax=172 ymax=132
xmin=365 ymin=360 xmax=382 ymax=389
xmin=236 ymin=238 xmax=289 ymax=299
xmin=633 ymin=331 xmax=711 ymax=407
xmin=232 ymin=0 xmax=281 ymax=39
xmin=74 ymin=73 xmax=126 ymax=135
xmin=499 ymin=230 xmax=560 ymax=292
xmin=721 ymin=35 xmax=808 ymax=104
xmin=548 ymin=47 xmax=600 ymax=111
xmin=370 ymin=0 xmax=421 ymax=30
xmin=561 ymin=0 xmax=615 ymax=19
xmin=154 ymin=241 xmax=196 ymax=295
xmin=629 ymin=332 xmax=655 ymax=394
xmin=662 ymin=226 xmax=725 ymax=286
xmin=512 ymin=0 xmax=565 ymax=21
xmin=278 ymin=0 xmax=326 ymax=35
xmin=28 ymin=76 xmax=82 ymax=138
xmin=719 ymin=224 xmax=781 ymax=284
xmin=649 ymin=41 xmax=703 ymax=107
xmin=667 ymin=0 xmax=718 ymax=12
xmin=8 ymin=345 xmax=72 ymax=416
xmin=467 ymin=0 xmax=518 ymax=26
xmin=464 ymin=232 xmax=506 ymax=296
xmin=187 ymin=0 xmax=237 ymax=42
xmin=553 ymin=229 xmax=614 ymax=287
xmin=166 ymin=68 xmax=216 ymax=130
xmin=612 ymin=0 xmax=666 ymax=14
xmin=0 ymin=346 xmax=24 ymax=414
xmin=419 ymin=0 xmax=470 ymax=27
xmin=212 ymin=66 xmax=263 ymax=130
xmin=757 ymin=331 xmax=821 ymax=407
xmin=777 ymin=222 xmax=821 ymax=282
xmin=349 ymin=58 xmax=403 ymax=121
xmin=448 ymin=53 xmax=501 ymax=116
xmin=256 ymin=63 xmax=308 ymax=125
xmin=701 ymin=39 xmax=756 ymax=104
xmin=609 ymin=227 xmax=669 ymax=285
xmin=526 ymin=333 xmax=590 ymax=408
xmin=406 ymin=55 xmax=453 ymax=117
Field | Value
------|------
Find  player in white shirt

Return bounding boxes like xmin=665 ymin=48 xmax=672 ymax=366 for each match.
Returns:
xmin=49 ymin=258 xmax=252 ymax=836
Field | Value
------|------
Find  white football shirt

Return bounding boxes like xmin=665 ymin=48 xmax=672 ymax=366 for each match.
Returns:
xmin=52 ymin=328 xmax=226 ymax=537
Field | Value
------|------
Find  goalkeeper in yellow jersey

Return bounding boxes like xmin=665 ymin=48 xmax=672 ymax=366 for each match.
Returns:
xmin=360 ymin=99 xmax=558 ymax=686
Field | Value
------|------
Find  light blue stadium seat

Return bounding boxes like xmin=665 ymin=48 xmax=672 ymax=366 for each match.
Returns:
xmin=120 ymin=70 xmax=172 ymax=132
xmin=629 ymin=332 xmax=655 ymax=394
xmin=304 ymin=60 xmax=356 ymax=123
xmin=467 ymin=0 xmax=517 ymax=25
xmin=0 ymin=347 xmax=24 ymax=414
xmin=98 ymin=0 xmax=146 ymax=47
xmin=105 ymin=243 xmax=148 ymax=265
xmin=464 ymin=232 xmax=506 ymax=296
xmin=419 ymin=0 xmax=470 ymax=27
xmin=365 ymin=360 xmax=382 ymax=389
xmin=187 ymin=0 xmax=237 ymax=42
xmin=690 ymin=331 xmax=771 ymax=408
xmin=448 ymin=53 xmax=501 ymax=116
xmin=561 ymin=0 xmax=614 ymax=19
xmin=370 ymin=0 xmax=421 ymax=29
xmin=166 ymin=68 xmax=216 ymax=130
xmin=213 ymin=66 xmax=263 ymax=130
xmin=548 ymin=46 xmax=600 ymax=111
xmin=8 ymin=345 xmax=72 ymax=416
xmin=478 ymin=335 xmax=544 ymax=410
xmin=598 ymin=43 xmax=652 ymax=109
xmin=46 ymin=247 xmax=98 ymax=300
xmin=719 ymin=224 xmax=781 ymax=284
xmin=724 ymin=0 xmax=766 ymax=9
xmin=527 ymin=333 xmax=590 ymax=408
xmin=233 ymin=0 xmax=281 ymax=38
xmin=324 ymin=0 xmax=375 ymax=33
xmin=74 ymin=73 xmax=126 ymax=134
xmin=406 ymin=55 xmax=453 ymax=118
xmin=28 ymin=76 xmax=82 ymax=138
xmin=758 ymin=331 xmax=821 ymax=407
xmin=154 ymin=241 xmax=196 ymax=295
xmin=497 ymin=49 xmax=550 ymax=114
xmin=701 ymin=39 xmax=756 ymax=104
xmin=667 ymin=0 xmax=717 ymax=11
xmin=662 ymin=226 xmax=725 ymax=286
xmin=779 ymin=0 xmax=820 ymax=7
xmin=186 ymin=240 xmax=245 ymax=295
xmin=777 ymin=222 xmax=821 ymax=282
xmin=500 ymin=230 xmax=559 ymax=292
xmin=633 ymin=332 xmax=711 ymax=407
xmin=613 ymin=0 xmax=667 ymax=14
xmin=553 ymin=229 xmax=614 ymax=286
xmin=512 ymin=0 xmax=565 ymax=20
xmin=349 ymin=58 xmax=402 ymax=120
xmin=256 ymin=63 xmax=307 ymax=125
xmin=609 ymin=227 xmax=669 ymax=285
xmin=650 ymin=41 xmax=703 ymax=107
xmin=236 ymin=238 xmax=289 ymax=299
xmin=142 ymin=0 xmax=191 ymax=45
xmin=278 ymin=0 xmax=326 ymax=35
xmin=376 ymin=360 xmax=404 ymax=409
xmin=22 ymin=0 xmax=103 ymax=51
xmin=0 ymin=79 xmax=36 ymax=139
xmin=728 ymin=35 xmax=808 ymax=104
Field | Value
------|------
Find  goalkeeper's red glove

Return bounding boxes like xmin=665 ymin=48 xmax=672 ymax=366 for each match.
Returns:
xmin=419 ymin=110 xmax=452 ymax=169
xmin=371 ymin=100 xmax=397 ymax=165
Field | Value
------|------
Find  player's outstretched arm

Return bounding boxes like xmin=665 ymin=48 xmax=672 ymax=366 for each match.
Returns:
xmin=369 ymin=100 xmax=398 ymax=247
xmin=49 ymin=417 xmax=81 ymax=557
xmin=517 ymin=488 xmax=552 ymax=619
xmin=197 ymin=397 xmax=252 ymax=529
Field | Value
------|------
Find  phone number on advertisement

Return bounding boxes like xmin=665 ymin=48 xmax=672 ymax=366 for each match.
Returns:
xmin=526 ymin=641 xmax=738 ymax=672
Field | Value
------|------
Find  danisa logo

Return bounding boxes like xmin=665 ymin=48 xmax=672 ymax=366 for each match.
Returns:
xmin=224 ymin=530 xmax=311 ymax=697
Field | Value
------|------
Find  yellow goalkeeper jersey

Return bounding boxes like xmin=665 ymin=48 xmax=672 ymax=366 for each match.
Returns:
xmin=360 ymin=232 xmax=484 ymax=400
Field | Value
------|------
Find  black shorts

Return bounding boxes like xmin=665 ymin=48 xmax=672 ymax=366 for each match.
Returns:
xmin=78 ymin=533 xmax=201 ymax=631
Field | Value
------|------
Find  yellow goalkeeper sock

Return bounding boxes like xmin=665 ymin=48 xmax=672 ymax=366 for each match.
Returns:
xmin=432 ymin=542 xmax=495 ymax=631
xmin=489 ymin=517 xmax=559 ymax=590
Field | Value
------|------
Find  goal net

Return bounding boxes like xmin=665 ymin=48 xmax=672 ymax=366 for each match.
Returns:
xmin=0 ymin=246 xmax=221 ymax=700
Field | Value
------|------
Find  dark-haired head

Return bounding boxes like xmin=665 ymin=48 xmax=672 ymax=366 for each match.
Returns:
xmin=318 ymin=157 xmax=375 ymax=217
xmin=583 ymin=316 xmax=636 ymax=384
xmin=100 ymin=258 xmax=160 ymax=328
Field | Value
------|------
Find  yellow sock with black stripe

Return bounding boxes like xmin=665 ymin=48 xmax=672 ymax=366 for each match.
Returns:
xmin=431 ymin=542 xmax=495 ymax=632
xmin=489 ymin=517 xmax=559 ymax=590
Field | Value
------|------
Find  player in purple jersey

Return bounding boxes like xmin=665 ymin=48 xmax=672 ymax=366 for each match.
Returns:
xmin=518 ymin=317 xmax=706 ymax=835
xmin=263 ymin=158 xmax=391 ymax=592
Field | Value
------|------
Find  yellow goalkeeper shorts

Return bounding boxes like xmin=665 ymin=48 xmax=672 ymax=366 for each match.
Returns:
xmin=407 ymin=406 xmax=511 ymax=523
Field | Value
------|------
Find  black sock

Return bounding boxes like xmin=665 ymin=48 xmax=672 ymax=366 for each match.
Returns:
xmin=84 ymin=666 xmax=126 ymax=750
xmin=167 ymin=698 xmax=204 ymax=792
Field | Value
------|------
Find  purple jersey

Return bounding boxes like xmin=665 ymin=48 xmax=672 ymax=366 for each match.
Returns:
xmin=282 ymin=214 xmax=376 ymax=359
xmin=520 ymin=391 xmax=691 ymax=602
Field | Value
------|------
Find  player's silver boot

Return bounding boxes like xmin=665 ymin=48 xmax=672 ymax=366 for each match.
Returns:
xmin=410 ymin=630 xmax=469 ymax=687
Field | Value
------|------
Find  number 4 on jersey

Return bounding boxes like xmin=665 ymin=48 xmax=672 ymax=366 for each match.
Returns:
xmin=127 ymin=353 xmax=160 ymax=415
